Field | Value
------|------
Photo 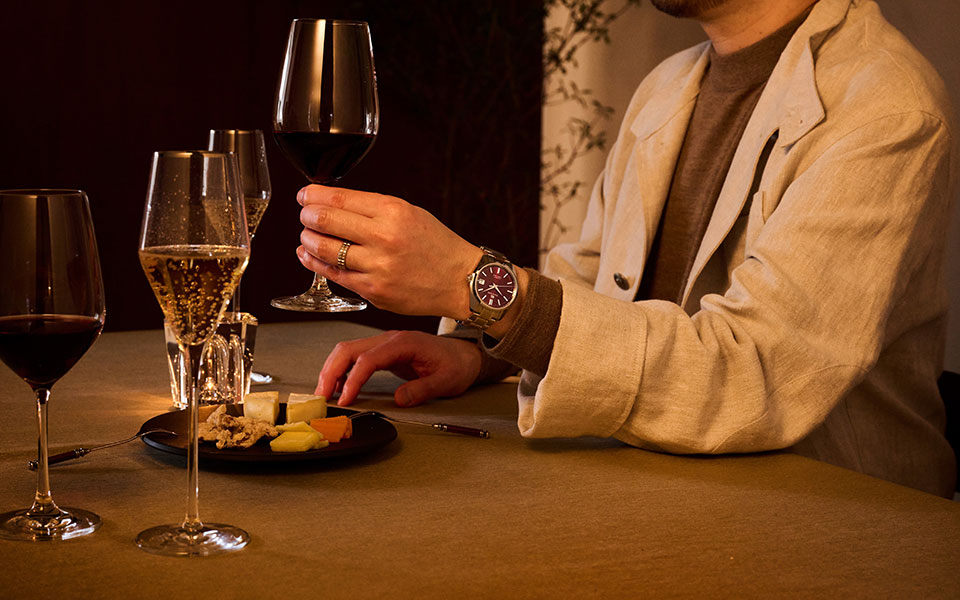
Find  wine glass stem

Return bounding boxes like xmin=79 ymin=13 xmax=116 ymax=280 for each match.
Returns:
xmin=180 ymin=343 xmax=204 ymax=534
xmin=310 ymin=273 xmax=333 ymax=297
xmin=29 ymin=387 xmax=61 ymax=517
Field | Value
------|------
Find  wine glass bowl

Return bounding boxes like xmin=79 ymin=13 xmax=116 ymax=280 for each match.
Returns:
xmin=0 ymin=189 xmax=105 ymax=541
xmin=136 ymin=151 xmax=250 ymax=556
xmin=207 ymin=129 xmax=272 ymax=240
xmin=271 ymin=18 xmax=379 ymax=312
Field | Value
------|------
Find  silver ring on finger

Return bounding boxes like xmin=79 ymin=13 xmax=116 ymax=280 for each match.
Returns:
xmin=336 ymin=240 xmax=352 ymax=270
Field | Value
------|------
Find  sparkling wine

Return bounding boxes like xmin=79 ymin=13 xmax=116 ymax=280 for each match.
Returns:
xmin=139 ymin=244 xmax=249 ymax=346
xmin=273 ymin=131 xmax=375 ymax=183
xmin=0 ymin=314 xmax=103 ymax=389
xmin=244 ymin=195 xmax=269 ymax=237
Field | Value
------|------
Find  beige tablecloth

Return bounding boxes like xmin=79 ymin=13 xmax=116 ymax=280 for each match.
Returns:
xmin=1 ymin=321 xmax=958 ymax=599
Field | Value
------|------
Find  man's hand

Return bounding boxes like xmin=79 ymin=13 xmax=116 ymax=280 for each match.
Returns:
xmin=297 ymin=185 xmax=481 ymax=319
xmin=316 ymin=330 xmax=483 ymax=407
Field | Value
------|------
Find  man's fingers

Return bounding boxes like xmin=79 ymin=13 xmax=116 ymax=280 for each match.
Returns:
xmin=316 ymin=335 xmax=390 ymax=401
xmin=297 ymin=245 xmax=333 ymax=274
xmin=298 ymin=184 xmax=382 ymax=218
xmin=315 ymin=369 xmax=341 ymax=401
xmin=300 ymin=229 xmax=366 ymax=273
xmin=316 ymin=332 xmax=411 ymax=406
xmin=296 ymin=246 xmax=365 ymax=295
xmin=318 ymin=330 xmax=472 ymax=408
xmin=317 ymin=347 xmax=349 ymax=400
xmin=338 ymin=341 xmax=414 ymax=406
xmin=300 ymin=203 xmax=373 ymax=246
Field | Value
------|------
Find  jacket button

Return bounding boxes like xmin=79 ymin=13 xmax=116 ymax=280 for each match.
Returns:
xmin=613 ymin=273 xmax=630 ymax=290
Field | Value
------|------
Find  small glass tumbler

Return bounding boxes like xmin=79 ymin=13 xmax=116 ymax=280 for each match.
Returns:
xmin=164 ymin=311 xmax=258 ymax=409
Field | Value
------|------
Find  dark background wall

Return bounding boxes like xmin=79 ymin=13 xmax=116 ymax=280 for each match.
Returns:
xmin=0 ymin=0 xmax=543 ymax=333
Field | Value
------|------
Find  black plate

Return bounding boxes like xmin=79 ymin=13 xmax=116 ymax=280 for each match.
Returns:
xmin=140 ymin=404 xmax=397 ymax=463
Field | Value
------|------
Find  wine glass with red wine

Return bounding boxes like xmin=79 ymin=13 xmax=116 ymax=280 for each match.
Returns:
xmin=0 ymin=189 xmax=105 ymax=541
xmin=271 ymin=18 xmax=379 ymax=312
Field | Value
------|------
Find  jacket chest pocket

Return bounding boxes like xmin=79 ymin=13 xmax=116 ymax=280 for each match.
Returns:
xmin=743 ymin=131 xmax=782 ymax=254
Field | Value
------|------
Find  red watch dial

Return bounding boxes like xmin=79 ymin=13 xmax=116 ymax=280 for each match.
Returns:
xmin=475 ymin=264 xmax=516 ymax=309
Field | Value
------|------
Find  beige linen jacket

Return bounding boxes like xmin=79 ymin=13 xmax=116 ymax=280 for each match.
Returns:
xmin=525 ymin=0 xmax=957 ymax=496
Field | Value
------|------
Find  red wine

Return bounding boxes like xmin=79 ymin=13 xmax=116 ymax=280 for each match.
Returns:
xmin=0 ymin=314 xmax=103 ymax=389
xmin=274 ymin=131 xmax=375 ymax=183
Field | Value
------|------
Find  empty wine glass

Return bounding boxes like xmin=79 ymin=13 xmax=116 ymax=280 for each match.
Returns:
xmin=0 ymin=189 xmax=105 ymax=541
xmin=271 ymin=18 xmax=379 ymax=312
xmin=136 ymin=151 xmax=250 ymax=556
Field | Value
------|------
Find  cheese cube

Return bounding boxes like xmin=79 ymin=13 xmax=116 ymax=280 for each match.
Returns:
xmin=309 ymin=416 xmax=352 ymax=442
xmin=276 ymin=422 xmax=319 ymax=433
xmin=269 ymin=430 xmax=329 ymax=452
xmin=243 ymin=391 xmax=280 ymax=425
xmin=285 ymin=393 xmax=327 ymax=424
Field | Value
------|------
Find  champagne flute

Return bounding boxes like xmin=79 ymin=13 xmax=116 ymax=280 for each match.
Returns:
xmin=136 ymin=151 xmax=250 ymax=556
xmin=0 ymin=189 xmax=105 ymax=541
xmin=207 ymin=129 xmax=272 ymax=311
xmin=208 ymin=129 xmax=273 ymax=385
xmin=271 ymin=18 xmax=379 ymax=312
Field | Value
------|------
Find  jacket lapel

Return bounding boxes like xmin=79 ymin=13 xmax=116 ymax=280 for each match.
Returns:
xmin=602 ymin=49 xmax=708 ymax=298
xmin=680 ymin=0 xmax=850 ymax=308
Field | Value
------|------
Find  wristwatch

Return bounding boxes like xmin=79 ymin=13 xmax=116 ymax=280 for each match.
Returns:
xmin=459 ymin=246 xmax=519 ymax=330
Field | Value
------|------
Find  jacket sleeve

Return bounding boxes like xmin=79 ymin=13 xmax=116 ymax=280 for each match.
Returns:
xmin=519 ymin=110 xmax=953 ymax=454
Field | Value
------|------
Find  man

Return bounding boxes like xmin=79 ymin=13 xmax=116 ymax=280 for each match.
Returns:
xmin=295 ymin=0 xmax=957 ymax=496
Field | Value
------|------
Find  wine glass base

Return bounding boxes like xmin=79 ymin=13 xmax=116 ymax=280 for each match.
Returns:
xmin=270 ymin=292 xmax=367 ymax=312
xmin=136 ymin=523 xmax=249 ymax=557
xmin=0 ymin=506 xmax=101 ymax=541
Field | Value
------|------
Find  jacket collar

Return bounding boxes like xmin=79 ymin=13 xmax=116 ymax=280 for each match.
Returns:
xmin=679 ymin=0 xmax=855 ymax=308
xmin=768 ymin=0 xmax=854 ymax=146
xmin=629 ymin=46 xmax=710 ymax=141
xmin=610 ymin=47 xmax=709 ymax=286
xmin=629 ymin=0 xmax=854 ymax=147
